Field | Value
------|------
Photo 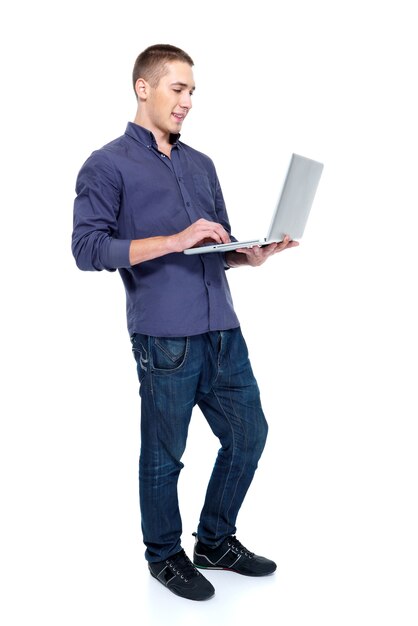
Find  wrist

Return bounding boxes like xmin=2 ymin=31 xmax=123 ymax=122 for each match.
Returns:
xmin=167 ymin=233 xmax=181 ymax=254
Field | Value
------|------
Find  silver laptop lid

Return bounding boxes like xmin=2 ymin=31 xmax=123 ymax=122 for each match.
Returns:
xmin=266 ymin=153 xmax=324 ymax=242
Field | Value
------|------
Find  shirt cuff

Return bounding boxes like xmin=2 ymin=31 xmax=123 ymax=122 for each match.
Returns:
xmin=107 ymin=239 xmax=132 ymax=269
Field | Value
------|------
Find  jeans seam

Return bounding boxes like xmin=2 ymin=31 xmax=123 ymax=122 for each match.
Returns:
xmin=211 ymin=382 xmax=248 ymax=539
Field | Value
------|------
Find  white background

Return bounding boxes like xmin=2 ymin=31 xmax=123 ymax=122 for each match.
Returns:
xmin=1 ymin=1 xmax=417 ymax=624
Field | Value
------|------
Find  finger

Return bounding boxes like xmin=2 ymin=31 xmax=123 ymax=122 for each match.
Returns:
xmin=212 ymin=227 xmax=230 ymax=243
xmin=236 ymin=244 xmax=268 ymax=254
xmin=193 ymin=226 xmax=225 ymax=244
xmin=200 ymin=222 xmax=230 ymax=244
xmin=280 ymin=239 xmax=299 ymax=250
xmin=234 ymin=246 xmax=255 ymax=254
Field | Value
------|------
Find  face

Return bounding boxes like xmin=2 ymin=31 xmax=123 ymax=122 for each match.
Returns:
xmin=140 ymin=61 xmax=195 ymax=138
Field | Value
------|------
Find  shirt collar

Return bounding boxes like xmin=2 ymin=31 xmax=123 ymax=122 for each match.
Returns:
xmin=125 ymin=121 xmax=181 ymax=150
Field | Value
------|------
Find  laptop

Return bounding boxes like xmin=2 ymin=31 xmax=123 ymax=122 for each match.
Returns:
xmin=183 ymin=153 xmax=324 ymax=255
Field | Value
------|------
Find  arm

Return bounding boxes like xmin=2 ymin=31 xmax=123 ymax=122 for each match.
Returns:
xmin=129 ymin=218 xmax=231 ymax=265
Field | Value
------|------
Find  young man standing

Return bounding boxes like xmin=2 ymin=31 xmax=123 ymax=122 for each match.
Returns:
xmin=72 ymin=44 xmax=297 ymax=601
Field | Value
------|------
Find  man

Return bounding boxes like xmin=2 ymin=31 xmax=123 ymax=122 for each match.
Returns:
xmin=72 ymin=44 xmax=298 ymax=601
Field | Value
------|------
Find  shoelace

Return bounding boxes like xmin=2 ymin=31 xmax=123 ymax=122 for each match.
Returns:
xmin=167 ymin=550 xmax=199 ymax=582
xmin=227 ymin=536 xmax=255 ymax=558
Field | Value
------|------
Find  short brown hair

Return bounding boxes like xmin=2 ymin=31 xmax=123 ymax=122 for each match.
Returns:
xmin=132 ymin=44 xmax=194 ymax=95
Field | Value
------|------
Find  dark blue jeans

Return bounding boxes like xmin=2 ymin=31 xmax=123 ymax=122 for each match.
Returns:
xmin=131 ymin=327 xmax=268 ymax=563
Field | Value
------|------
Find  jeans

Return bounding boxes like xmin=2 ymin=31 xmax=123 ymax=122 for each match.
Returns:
xmin=131 ymin=327 xmax=268 ymax=563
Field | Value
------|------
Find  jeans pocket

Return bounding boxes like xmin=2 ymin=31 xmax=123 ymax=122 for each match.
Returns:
xmin=152 ymin=336 xmax=189 ymax=373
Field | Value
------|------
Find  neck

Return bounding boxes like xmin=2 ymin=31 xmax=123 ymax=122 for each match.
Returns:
xmin=133 ymin=111 xmax=172 ymax=155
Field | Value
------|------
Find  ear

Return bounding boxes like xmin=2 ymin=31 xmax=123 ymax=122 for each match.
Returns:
xmin=135 ymin=78 xmax=149 ymax=101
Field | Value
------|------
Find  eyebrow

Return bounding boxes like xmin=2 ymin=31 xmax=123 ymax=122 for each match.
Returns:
xmin=171 ymin=81 xmax=196 ymax=91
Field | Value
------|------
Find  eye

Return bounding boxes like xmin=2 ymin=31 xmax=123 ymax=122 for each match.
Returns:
xmin=173 ymin=89 xmax=181 ymax=93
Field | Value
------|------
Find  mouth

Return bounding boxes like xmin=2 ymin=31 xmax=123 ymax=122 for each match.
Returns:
xmin=172 ymin=112 xmax=186 ymax=123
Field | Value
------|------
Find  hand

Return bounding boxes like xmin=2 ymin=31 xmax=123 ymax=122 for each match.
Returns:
xmin=232 ymin=235 xmax=299 ymax=267
xmin=171 ymin=218 xmax=230 ymax=252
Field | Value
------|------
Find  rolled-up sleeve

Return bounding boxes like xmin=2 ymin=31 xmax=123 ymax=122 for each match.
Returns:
xmin=72 ymin=151 xmax=131 ymax=271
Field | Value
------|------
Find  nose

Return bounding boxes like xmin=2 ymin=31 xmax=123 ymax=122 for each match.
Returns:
xmin=180 ymin=92 xmax=192 ymax=111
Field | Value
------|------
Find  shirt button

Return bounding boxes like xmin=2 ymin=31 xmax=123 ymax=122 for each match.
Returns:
xmin=186 ymin=202 xmax=191 ymax=207
xmin=206 ymin=281 xmax=211 ymax=286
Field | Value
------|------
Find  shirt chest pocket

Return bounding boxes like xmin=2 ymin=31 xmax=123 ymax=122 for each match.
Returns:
xmin=192 ymin=174 xmax=218 ymax=219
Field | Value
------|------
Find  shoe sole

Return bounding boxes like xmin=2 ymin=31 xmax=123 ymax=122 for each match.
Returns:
xmin=194 ymin=563 xmax=277 ymax=577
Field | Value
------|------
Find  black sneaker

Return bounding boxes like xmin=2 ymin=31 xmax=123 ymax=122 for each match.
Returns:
xmin=148 ymin=549 xmax=215 ymax=601
xmin=193 ymin=534 xmax=277 ymax=577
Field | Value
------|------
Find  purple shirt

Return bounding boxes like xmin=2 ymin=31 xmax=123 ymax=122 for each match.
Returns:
xmin=72 ymin=122 xmax=240 ymax=337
